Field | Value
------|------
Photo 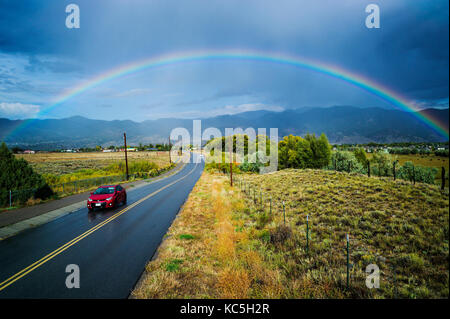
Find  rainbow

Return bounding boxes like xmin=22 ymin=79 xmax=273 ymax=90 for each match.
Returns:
xmin=7 ymin=50 xmax=449 ymax=139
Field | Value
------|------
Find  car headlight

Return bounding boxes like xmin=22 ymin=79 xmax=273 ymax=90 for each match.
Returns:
xmin=88 ymin=198 xmax=92 ymax=202
xmin=106 ymin=197 xmax=113 ymax=201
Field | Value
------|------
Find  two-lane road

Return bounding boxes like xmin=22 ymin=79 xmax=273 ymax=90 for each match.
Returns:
xmin=0 ymin=154 xmax=204 ymax=298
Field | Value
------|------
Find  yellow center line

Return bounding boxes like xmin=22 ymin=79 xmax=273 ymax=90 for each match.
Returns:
xmin=0 ymin=160 xmax=199 ymax=292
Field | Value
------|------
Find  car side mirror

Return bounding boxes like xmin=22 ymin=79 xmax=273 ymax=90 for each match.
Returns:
xmin=90 ymin=192 xmax=93 ymax=195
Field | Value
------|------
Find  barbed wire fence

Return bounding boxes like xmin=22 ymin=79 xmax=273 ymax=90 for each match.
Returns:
xmin=233 ymin=175 xmax=403 ymax=298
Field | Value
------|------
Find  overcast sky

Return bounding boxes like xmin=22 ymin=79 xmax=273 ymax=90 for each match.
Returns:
xmin=0 ymin=0 xmax=448 ymax=120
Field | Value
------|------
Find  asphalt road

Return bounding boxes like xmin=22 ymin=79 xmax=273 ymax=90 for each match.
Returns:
xmin=0 ymin=153 xmax=204 ymax=298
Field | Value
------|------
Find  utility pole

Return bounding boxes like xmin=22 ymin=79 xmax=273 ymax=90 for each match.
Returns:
xmin=124 ymin=132 xmax=129 ymax=180
xmin=229 ymin=137 xmax=233 ymax=186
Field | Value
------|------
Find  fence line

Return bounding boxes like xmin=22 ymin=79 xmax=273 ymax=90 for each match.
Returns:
xmin=234 ymin=175 xmax=402 ymax=298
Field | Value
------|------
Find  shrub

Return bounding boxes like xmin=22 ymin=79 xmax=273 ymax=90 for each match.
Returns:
xmin=398 ymin=161 xmax=437 ymax=184
xmin=0 ymin=142 xmax=53 ymax=206
xmin=165 ymin=259 xmax=183 ymax=272
xmin=329 ymin=151 xmax=365 ymax=173
xmin=435 ymin=149 xmax=449 ymax=157
xmin=353 ymin=148 xmax=368 ymax=166
xmin=179 ymin=234 xmax=196 ymax=240
xmin=270 ymin=225 xmax=292 ymax=245
xmin=239 ymin=151 xmax=265 ymax=172
xmin=371 ymin=152 xmax=393 ymax=177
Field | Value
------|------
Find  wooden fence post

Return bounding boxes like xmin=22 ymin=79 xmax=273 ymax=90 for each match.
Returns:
xmin=442 ymin=167 xmax=446 ymax=190
xmin=346 ymin=233 xmax=350 ymax=289
xmin=306 ymin=215 xmax=309 ymax=255
xmin=367 ymin=161 xmax=370 ymax=177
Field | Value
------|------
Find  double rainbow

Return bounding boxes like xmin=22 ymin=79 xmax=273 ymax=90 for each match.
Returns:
xmin=7 ymin=50 xmax=449 ymax=139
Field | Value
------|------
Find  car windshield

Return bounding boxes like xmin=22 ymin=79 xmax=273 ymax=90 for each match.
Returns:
xmin=93 ymin=187 xmax=115 ymax=195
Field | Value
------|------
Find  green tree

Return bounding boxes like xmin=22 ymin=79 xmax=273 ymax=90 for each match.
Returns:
xmin=305 ymin=133 xmax=332 ymax=168
xmin=354 ymin=147 xmax=368 ymax=166
xmin=278 ymin=133 xmax=331 ymax=169
xmin=0 ymin=142 xmax=53 ymax=206
xmin=329 ymin=151 xmax=365 ymax=173
xmin=398 ymin=161 xmax=437 ymax=184
xmin=371 ymin=152 xmax=393 ymax=177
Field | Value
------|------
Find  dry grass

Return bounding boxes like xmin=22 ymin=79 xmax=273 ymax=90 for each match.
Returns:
xmin=133 ymin=167 xmax=448 ymax=299
xmin=239 ymin=169 xmax=449 ymax=298
xmin=16 ymin=151 xmax=172 ymax=175
xmin=132 ymin=172 xmax=281 ymax=299
xmin=132 ymin=173 xmax=223 ymax=298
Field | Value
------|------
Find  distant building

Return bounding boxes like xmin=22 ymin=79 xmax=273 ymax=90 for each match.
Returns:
xmin=23 ymin=150 xmax=35 ymax=154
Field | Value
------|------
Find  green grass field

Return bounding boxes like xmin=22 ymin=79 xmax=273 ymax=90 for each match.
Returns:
xmin=239 ymin=169 xmax=449 ymax=298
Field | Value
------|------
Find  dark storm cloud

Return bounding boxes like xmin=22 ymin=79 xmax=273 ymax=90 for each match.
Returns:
xmin=0 ymin=0 xmax=448 ymax=120
xmin=0 ymin=1 xmax=55 ymax=54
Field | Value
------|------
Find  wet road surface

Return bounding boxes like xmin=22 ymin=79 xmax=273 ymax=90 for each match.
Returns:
xmin=0 ymin=154 xmax=204 ymax=298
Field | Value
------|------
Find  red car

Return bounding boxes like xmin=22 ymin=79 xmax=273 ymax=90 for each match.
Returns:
xmin=87 ymin=184 xmax=127 ymax=211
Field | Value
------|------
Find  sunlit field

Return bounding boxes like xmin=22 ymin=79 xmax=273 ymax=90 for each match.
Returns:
xmin=366 ymin=154 xmax=448 ymax=171
xmin=367 ymin=153 xmax=449 ymax=185
xmin=15 ymin=151 xmax=172 ymax=176
xmin=133 ymin=169 xmax=449 ymax=299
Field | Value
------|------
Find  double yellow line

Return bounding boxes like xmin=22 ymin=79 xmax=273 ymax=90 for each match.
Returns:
xmin=0 ymin=162 xmax=199 ymax=292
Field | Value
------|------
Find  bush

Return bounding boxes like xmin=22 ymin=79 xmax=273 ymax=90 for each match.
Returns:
xmin=398 ymin=161 xmax=437 ymax=184
xmin=329 ymin=151 xmax=365 ymax=173
xmin=270 ymin=225 xmax=292 ymax=245
xmin=354 ymin=148 xmax=368 ymax=166
xmin=0 ymin=142 xmax=53 ymax=206
xmin=371 ymin=152 xmax=393 ymax=177
xmin=435 ymin=149 xmax=449 ymax=157
xmin=239 ymin=151 xmax=265 ymax=173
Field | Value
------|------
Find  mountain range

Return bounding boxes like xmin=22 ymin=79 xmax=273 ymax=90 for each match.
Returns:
xmin=0 ymin=106 xmax=448 ymax=150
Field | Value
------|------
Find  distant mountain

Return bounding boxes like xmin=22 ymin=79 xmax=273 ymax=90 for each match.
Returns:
xmin=0 ymin=106 xmax=448 ymax=149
